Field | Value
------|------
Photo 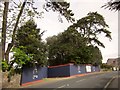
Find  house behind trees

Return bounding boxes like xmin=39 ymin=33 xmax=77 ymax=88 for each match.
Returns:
xmin=107 ymin=58 xmax=120 ymax=71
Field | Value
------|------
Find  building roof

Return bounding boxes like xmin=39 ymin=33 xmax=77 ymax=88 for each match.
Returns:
xmin=107 ymin=58 xmax=119 ymax=67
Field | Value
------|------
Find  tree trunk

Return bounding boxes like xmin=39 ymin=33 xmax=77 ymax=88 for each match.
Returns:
xmin=5 ymin=43 xmax=13 ymax=63
xmin=5 ymin=0 xmax=27 ymax=63
xmin=2 ymin=2 xmax=9 ymax=62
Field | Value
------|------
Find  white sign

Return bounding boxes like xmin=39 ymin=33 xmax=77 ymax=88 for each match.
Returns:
xmin=33 ymin=68 xmax=38 ymax=79
xmin=78 ymin=66 xmax=81 ymax=73
xmin=86 ymin=65 xmax=91 ymax=72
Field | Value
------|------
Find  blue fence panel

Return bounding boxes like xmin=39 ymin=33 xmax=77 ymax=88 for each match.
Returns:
xmin=70 ymin=64 xmax=86 ymax=76
xmin=91 ymin=66 xmax=96 ymax=72
xmin=70 ymin=65 xmax=78 ymax=76
xmin=21 ymin=66 xmax=48 ymax=84
xmin=37 ymin=66 xmax=48 ymax=79
xmin=48 ymin=65 xmax=70 ymax=78
xmin=80 ymin=65 xmax=87 ymax=73
xmin=91 ymin=66 xmax=100 ymax=72
xmin=95 ymin=66 xmax=100 ymax=72
xmin=21 ymin=64 xmax=100 ymax=85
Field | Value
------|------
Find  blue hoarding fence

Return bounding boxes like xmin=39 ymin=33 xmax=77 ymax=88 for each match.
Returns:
xmin=21 ymin=63 xmax=100 ymax=86
xmin=21 ymin=66 xmax=47 ymax=85
xmin=48 ymin=63 xmax=100 ymax=78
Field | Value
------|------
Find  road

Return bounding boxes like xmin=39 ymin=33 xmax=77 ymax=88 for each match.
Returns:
xmin=22 ymin=71 xmax=119 ymax=89
xmin=107 ymin=73 xmax=119 ymax=89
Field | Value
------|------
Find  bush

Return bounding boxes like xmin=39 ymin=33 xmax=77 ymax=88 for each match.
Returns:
xmin=2 ymin=60 xmax=9 ymax=72
xmin=101 ymin=63 xmax=113 ymax=70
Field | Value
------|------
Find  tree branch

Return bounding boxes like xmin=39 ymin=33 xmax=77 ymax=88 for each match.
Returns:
xmin=5 ymin=0 xmax=27 ymax=63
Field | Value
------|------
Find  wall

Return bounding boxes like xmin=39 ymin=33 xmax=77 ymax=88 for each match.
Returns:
xmin=94 ymin=66 xmax=100 ymax=72
xmin=79 ymin=65 xmax=87 ymax=73
xmin=69 ymin=64 xmax=78 ymax=76
xmin=21 ymin=64 xmax=100 ymax=85
xmin=48 ymin=64 xmax=70 ymax=78
xmin=21 ymin=66 xmax=47 ymax=85
xmin=91 ymin=66 xmax=96 ymax=72
xmin=70 ymin=64 xmax=86 ymax=76
xmin=2 ymin=72 xmax=21 ymax=88
xmin=48 ymin=64 xmax=100 ymax=78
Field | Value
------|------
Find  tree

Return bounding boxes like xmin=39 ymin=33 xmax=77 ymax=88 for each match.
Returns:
xmin=101 ymin=63 xmax=113 ymax=70
xmin=14 ymin=19 xmax=47 ymax=67
xmin=5 ymin=0 xmax=27 ymax=63
xmin=11 ymin=46 xmax=33 ymax=69
xmin=88 ymin=45 xmax=102 ymax=65
xmin=1 ymin=0 xmax=75 ymax=64
xmin=1 ymin=0 xmax=27 ymax=63
xmin=1 ymin=2 xmax=9 ymax=61
xmin=43 ymin=1 xmax=75 ymax=22
xmin=46 ymin=12 xmax=109 ymax=66
xmin=46 ymin=29 xmax=101 ymax=66
xmin=102 ymin=0 xmax=120 ymax=11
xmin=67 ymin=12 xmax=112 ymax=48
xmin=2 ymin=46 xmax=33 ymax=81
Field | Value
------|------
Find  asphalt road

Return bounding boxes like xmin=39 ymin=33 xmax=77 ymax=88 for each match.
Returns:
xmin=23 ymin=71 xmax=119 ymax=89
xmin=107 ymin=73 xmax=119 ymax=88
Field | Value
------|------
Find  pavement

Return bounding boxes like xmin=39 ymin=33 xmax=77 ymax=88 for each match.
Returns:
xmin=20 ymin=71 xmax=119 ymax=89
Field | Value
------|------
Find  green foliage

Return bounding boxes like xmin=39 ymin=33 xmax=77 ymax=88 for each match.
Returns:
xmin=68 ymin=12 xmax=112 ymax=48
xmin=102 ymin=1 xmax=120 ymax=11
xmin=7 ymin=67 xmax=15 ymax=82
xmin=101 ymin=63 xmax=113 ymax=69
xmin=2 ymin=0 xmax=75 ymax=64
xmin=46 ymin=28 xmax=103 ymax=66
xmin=88 ymin=45 xmax=102 ymax=65
xmin=46 ymin=12 xmax=107 ymax=65
xmin=11 ymin=46 xmax=33 ymax=67
xmin=15 ymin=19 xmax=47 ymax=66
xmin=2 ymin=46 xmax=30 ymax=82
xmin=44 ymin=0 xmax=75 ymax=22
xmin=2 ymin=60 xmax=9 ymax=72
xmin=46 ymin=29 xmax=82 ymax=65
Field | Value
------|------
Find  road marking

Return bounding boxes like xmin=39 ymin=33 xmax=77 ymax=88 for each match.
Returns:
xmin=58 ymin=85 xmax=66 ymax=88
xmin=76 ymin=79 xmax=85 ymax=83
xmin=66 ymin=84 xmax=69 ymax=86
xmin=103 ymin=76 xmax=116 ymax=89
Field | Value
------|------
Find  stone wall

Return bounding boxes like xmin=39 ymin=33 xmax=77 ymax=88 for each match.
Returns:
xmin=2 ymin=72 xmax=21 ymax=88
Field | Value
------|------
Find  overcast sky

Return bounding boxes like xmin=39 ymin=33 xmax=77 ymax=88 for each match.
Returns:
xmin=0 ymin=0 xmax=118 ymax=63
xmin=34 ymin=0 xmax=118 ymax=63
xmin=34 ymin=0 xmax=118 ymax=62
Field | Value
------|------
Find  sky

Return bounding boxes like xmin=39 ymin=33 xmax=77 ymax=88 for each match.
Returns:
xmin=1 ymin=0 xmax=118 ymax=63
xmin=34 ymin=0 xmax=118 ymax=63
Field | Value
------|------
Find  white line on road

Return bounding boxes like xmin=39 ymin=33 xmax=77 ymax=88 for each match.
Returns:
xmin=58 ymin=85 xmax=66 ymax=88
xmin=66 ymin=84 xmax=69 ymax=86
xmin=103 ymin=76 xmax=116 ymax=89
xmin=76 ymin=79 xmax=85 ymax=83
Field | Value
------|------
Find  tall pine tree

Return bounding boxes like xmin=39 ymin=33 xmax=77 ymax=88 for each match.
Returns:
xmin=15 ymin=19 xmax=47 ymax=66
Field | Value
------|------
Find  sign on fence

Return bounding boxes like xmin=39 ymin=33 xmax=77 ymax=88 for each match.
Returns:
xmin=86 ymin=65 xmax=91 ymax=72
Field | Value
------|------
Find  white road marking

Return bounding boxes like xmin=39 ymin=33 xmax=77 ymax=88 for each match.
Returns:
xmin=66 ymin=84 xmax=69 ymax=86
xmin=58 ymin=85 xmax=66 ymax=88
xmin=76 ymin=79 xmax=85 ymax=83
xmin=103 ymin=76 xmax=116 ymax=89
